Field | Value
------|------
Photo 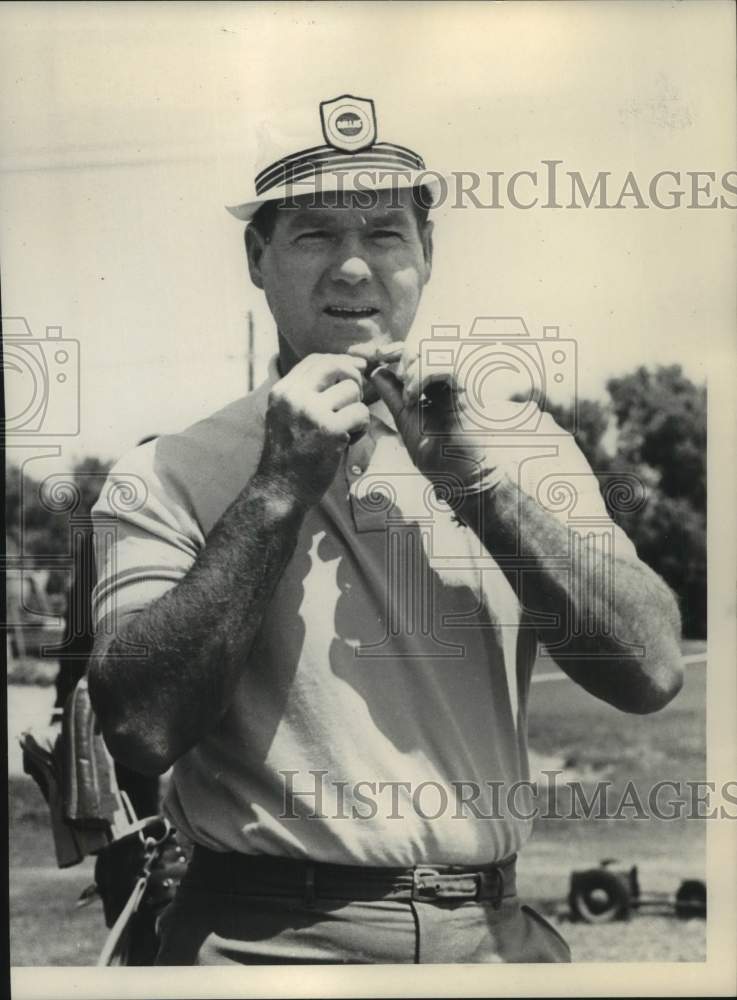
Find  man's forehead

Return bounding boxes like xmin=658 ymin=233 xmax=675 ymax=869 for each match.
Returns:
xmin=277 ymin=189 xmax=418 ymax=226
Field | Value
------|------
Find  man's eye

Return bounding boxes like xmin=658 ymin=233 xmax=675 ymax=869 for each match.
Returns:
xmin=371 ymin=230 xmax=403 ymax=242
xmin=295 ymin=231 xmax=331 ymax=245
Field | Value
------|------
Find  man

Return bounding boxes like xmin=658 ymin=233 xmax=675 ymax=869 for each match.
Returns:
xmin=88 ymin=96 xmax=683 ymax=965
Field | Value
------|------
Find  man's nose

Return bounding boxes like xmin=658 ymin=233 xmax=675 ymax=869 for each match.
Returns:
xmin=329 ymin=237 xmax=372 ymax=285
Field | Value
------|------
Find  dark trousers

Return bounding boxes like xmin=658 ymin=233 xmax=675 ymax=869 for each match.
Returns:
xmin=155 ymin=851 xmax=571 ymax=965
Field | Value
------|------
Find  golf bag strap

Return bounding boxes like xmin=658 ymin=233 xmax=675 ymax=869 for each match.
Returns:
xmin=96 ymin=815 xmax=173 ymax=966
xmin=97 ymin=875 xmax=149 ymax=966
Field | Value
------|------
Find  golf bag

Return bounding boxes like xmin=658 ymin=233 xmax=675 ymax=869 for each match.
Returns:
xmin=19 ymin=675 xmax=189 ymax=964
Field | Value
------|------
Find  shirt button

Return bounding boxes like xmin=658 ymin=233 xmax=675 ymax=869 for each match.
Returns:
xmin=350 ymin=464 xmax=363 ymax=476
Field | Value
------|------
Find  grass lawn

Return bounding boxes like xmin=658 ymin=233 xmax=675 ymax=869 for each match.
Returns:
xmin=9 ymin=777 xmax=108 ymax=966
xmin=518 ymin=649 xmax=706 ymax=960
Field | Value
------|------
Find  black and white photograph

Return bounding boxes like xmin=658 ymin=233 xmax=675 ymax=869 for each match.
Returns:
xmin=2 ymin=2 xmax=736 ymax=997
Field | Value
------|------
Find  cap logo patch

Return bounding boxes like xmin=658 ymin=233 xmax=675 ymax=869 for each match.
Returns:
xmin=320 ymin=95 xmax=377 ymax=152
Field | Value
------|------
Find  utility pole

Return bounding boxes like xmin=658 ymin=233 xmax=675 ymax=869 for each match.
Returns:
xmin=247 ymin=310 xmax=254 ymax=392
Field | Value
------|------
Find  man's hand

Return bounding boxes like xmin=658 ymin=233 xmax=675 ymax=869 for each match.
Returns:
xmin=257 ymin=353 xmax=371 ymax=507
xmin=371 ymin=347 xmax=503 ymax=501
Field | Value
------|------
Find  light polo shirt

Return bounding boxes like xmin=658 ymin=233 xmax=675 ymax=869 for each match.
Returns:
xmin=91 ymin=357 xmax=638 ymax=866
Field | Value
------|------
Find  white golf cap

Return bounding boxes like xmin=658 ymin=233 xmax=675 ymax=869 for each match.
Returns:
xmin=226 ymin=94 xmax=441 ymax=222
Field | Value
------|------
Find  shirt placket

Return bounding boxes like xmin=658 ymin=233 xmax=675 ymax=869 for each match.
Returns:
xmin=347 ymin=414 xmax=414 ymax=531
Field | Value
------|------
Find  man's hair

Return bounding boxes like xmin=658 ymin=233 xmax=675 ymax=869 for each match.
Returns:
xmin=248 ymin=184 xmax=434 ymax=242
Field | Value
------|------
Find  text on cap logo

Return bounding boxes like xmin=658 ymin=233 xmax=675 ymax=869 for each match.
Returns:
xmin=320 ymin=95 xmax=377 ymax=152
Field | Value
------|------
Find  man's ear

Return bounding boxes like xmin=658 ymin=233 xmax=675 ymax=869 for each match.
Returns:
xmin=420 ymin=220 xmax=434 ymax=284
xmin=245 ymin=225 xmax=267 ymax=290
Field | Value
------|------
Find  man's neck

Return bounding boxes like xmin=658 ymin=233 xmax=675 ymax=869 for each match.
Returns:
xmin=276 ymin=332 xmax=298 ymax=378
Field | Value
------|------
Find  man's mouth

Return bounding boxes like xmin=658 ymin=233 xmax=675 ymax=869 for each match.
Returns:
xmin=324 ymin=305 xmax=379 ymax=319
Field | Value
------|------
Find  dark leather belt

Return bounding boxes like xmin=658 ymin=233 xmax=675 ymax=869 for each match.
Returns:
xmin=184 ymin=846 xmax=517 ymax=907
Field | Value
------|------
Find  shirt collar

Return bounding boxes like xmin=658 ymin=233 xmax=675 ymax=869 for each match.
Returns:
xmin=368 ymin=398 xmax=397 ymax=433
xmin=266 ymin=354 xmax=281 ymax=385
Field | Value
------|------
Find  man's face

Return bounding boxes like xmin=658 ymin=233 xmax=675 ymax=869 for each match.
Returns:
xmin=246 ymin=187 xmax=433 ymax=362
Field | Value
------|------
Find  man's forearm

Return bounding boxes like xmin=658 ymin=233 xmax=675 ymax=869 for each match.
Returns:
xmin=89 ymin=473 xmax=308 ymax=774
xmin=459 ymin=475 xmax=683 ymax=713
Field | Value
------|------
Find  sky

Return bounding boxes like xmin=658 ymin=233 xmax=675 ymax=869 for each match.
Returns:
xmin=1 ymin=0 xmax=735 ymax=471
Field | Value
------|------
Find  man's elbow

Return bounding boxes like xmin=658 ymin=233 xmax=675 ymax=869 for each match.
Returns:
xmin=102 ymin=725 xmax=174 ymax=777
xmin=625 ymin=636 xmax=684 ymax=713
xmin=618 ymin=576 xmax=684 ymax=713
xmin=634 ymin=659 xmax=684 ymax=713
xmin=587 ymin=628 xmax=684 ymax=714
xmin=88 ymin=656 xmax=174 ymax=777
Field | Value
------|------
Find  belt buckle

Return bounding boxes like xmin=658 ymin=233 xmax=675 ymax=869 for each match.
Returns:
xmin=412 ymin=867 xmax=480 ymax=901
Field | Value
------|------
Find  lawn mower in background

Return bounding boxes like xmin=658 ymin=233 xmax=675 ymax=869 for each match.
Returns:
xmin=568 ymin=859 xmax=706 ymax=923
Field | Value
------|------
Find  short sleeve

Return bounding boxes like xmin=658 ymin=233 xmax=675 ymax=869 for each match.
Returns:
xmin=91 ymin=440 xmax=205 ymax=628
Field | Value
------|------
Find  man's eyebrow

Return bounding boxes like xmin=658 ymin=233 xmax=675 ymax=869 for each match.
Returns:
xmin=281 ymin=209 xmax=341 ymax=229
xmin=281 ymin=207 xmax=414 ymax=230
xmin=368 ymin=212 xmax=413 ymax=227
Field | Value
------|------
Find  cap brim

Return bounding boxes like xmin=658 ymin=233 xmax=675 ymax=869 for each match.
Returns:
xmin=226 ymin=169 xmax=445 ymax=222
